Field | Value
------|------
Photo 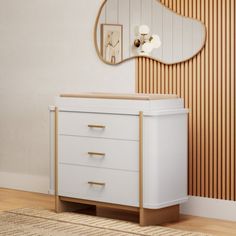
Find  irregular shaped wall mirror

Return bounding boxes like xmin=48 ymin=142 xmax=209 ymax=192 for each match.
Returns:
xmin=95 ymin=0 xmax=206 ymax=65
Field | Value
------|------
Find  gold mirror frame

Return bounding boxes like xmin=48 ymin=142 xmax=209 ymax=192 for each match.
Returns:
xmin=94 ymin=0 xmax=207 ymax=66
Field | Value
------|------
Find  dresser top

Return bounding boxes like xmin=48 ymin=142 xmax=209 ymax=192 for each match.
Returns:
xmin=55 ymin=93 xmax=187 ymax=116
xmin=60 ymin=93 xmax=178 ymax=100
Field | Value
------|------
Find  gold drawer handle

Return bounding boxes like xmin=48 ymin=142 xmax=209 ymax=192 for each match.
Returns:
xmin=88 ymin=181 xmax=106 ymax=186
xmin=88 ymin=124 xmax=106 ymax=129
xmin=88 ymin=152 xmax=105 ymax=157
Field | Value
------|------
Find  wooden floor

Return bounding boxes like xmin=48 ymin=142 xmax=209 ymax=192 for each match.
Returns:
xmin=0 ymin=188 xmax=236 ymax=236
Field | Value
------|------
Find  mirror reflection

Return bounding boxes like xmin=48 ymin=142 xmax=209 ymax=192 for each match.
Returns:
xmin=95 ymin=0 xmax=206 ymax=65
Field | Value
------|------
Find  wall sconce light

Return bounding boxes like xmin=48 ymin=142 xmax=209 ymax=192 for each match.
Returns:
xmin=134 ymin=25 xmax=161 ymax=55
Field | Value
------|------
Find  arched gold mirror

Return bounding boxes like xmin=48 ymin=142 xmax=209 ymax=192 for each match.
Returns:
xmin=94 ymin=0 xmax=206 ymax=65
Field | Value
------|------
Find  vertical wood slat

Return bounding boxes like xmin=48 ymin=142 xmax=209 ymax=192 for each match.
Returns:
xmin=204 ymin=0 xmax=209 ymax=198
xmin=208 ymin=0 xmax=214 ymax=198
xmin=135 ymin=58 xmax=139 ymax=92
xmin=157 ymin=63 xmax=161 ymax=93
xmin=213 ymin=0 xmax=218 ymax=199
xmin=142 ymin=58 xmax=146 ymax=93
xmin=196 ymin=0 xmax=201 ymax=197
xmin=186 ymin=0 xmax=193 ymax=196
xmin=217 ymin=0 xmax=222 ymax=200
xmin=226 ymin=0 xmax=231 ymax=201
xmin=221 ymin=0 xmax=226 ymax=200
xmin=200 ymin=0 xmax=205 ymax=197
xmin=135 ymin=0 xmax=236 ymax=201
xmin=191 ymin=0 xmax=197 ymax=197
xmin=150 ymin=59 xmax=154 ymax=93
xmin=230 ymin=0 xmax=235 ymax=201
xmin=146 ymin=59 xmax=150 ymax=93
xmin=138 ymin=58 xmax=142 ymax=93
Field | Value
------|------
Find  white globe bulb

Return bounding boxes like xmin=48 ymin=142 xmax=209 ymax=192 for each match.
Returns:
xmin=142 ymin=42 xmax=153 ymax=53
xmin=139 ymin=25 xmax=150 ymax=35
xmin=151 ymin=34 xmax=161 ymax=48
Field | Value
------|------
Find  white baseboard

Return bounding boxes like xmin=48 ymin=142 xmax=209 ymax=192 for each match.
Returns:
xmin=48 ymin=189 xmax=55 ymax=195
xmin=180 ymin=196 xmax=236 ymax=222
xmin=0 ymin=171 xmax=49 ymax=194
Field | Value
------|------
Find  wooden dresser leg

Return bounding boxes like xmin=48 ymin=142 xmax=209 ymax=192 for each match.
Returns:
xmin=139 ymin=205 xmax=179 ymax=226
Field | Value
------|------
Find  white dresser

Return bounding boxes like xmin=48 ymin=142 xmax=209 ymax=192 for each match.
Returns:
xmin=54 ymin=93 xmax=188 ymax=226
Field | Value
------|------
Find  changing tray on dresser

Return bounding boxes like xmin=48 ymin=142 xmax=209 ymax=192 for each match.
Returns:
xmin=54 ymin=93 xmax=189 ymax=226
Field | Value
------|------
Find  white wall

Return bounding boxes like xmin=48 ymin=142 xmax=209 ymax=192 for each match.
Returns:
xmin=97 ymin=0 xmax=205 ymax=64
xmin=0 ymin=0 xmax=135 ymax=193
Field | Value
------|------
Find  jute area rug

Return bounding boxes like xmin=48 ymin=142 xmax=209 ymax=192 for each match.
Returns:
xmin=0 ymin=208 xmax=209 ymax=236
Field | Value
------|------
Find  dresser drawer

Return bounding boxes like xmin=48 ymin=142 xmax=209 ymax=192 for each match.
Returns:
xmin=58 ymin=136 xmax=138 ymax=171
xmin=58 ymin=164 xmax=139 ymax=207
xmin=58 ymin=112 xmax=139 ymax=140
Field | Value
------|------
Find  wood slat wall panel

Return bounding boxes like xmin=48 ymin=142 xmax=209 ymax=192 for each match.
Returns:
xmin=135 ymin=0 xmax=236 ymax=200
